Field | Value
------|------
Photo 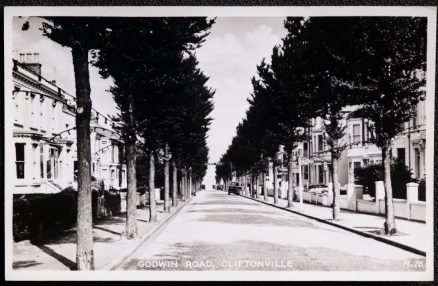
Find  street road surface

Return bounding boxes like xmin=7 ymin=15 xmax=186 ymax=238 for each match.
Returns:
xmin=119 ymin=190 xmax=425 ymax=271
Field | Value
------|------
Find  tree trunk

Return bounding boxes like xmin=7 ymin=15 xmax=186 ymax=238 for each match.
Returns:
xmin=243 ymin=174 xmax=247 ymax=196
xmin=118 ymin=146 xmax=123 ymax=188
xmin=172 ymin=162 xmax=178 ymax=207
xmin=264 ymin=163 xmax=269 ymax=201
xmin=124 ymin=91 xmax=138 ymax=239
xmin=331 ymin=154 xmax=341 ymax=221
xmin=251 ymin=173 xmax=255 ymax=198
xmin=189 ymin=170 xmax=192 ymax=198
xmin=260 ymin=172 xmax=266 ymax=199
xmin=179 ymin=175 xmax=183 ymax=199
xmin=255 ymin=173 xmax=260 ymax=198
xmin=149 ymin=152 xmax=157 ymax=222
xmin=125 ymin=141 xmax=138 ymax=238
xmin=181 ymin=173 xmax=186 ymax=201
xmin=263 ymin=171 xmax=267 ymax=201
xmin=383 ymin=147 xmax=397 ymax=234
xmin=273 ymin=162 xmax=278 ymax=204
xmin=287 ymin=153 xmax=294 ymax=208
xmin=164 ymin=145 xmax=170 ymax=213
xmin=186 ymin=175 xmax=189 ymax=199
xmin=72 ymin=47 xmax=94 ymax=271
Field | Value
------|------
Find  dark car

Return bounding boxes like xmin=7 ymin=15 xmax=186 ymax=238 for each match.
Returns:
xmin=228 ymin=185 xmax=242 ymax=195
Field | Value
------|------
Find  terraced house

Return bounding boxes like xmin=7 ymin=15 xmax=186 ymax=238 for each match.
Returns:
xmin=11 ymin=52 xmax=127 ymax=194
xmin=287 ymin=103 xmax=426 ymax=196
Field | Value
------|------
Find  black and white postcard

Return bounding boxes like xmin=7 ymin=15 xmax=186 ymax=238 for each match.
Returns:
xmin=4 ymin=5 xmax=436 ymax=281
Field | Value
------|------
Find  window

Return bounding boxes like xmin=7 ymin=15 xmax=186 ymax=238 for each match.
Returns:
xmin=317 ymin=134 xmax=323 ymax=152
xmin=119 ymin=146 xmax=124 ymax=162
xmin=15 ymin=143 xmax=25 ymax=179
xmin=352 ymin=124 xmax=361 ymax=144
xmin=111 ymin=145 xmax=115 ymax=162
xmin=415 ymin=149 xmax=420 ymax=178
xmin=303 ymin=165 xmax=309 ymax=180
xmin=40 ymin=144 xmax=44 ymax=178
xmin=318 ymin=165 xmax=324 ymax=184
xmin=354 ymin=162 xmax=361 ymax=170
xmin=92 ymin=163 xmax=95 ymax=173
xmin=46 ymin=149 xmax=53 ymax=180
xmin=303 ymin=142 xmax=308 ymax=158
xmin=19 ymin=53 xmax=25 ymax=62
xmin=111 ymin=169 xmax=115 ymax=179
xmin=397 ymin=148 xmax=406 ymax=165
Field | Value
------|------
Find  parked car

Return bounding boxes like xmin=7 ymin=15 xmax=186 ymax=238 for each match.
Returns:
xmin=228 ymin=185 xmax=242 ymax=195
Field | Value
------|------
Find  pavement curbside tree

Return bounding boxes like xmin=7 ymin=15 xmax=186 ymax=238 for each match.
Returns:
xmin=277 ymin=17 xmax=361 ymax=219
xmin=349 ymin=17 xmax=427 ymax=234
xmin=94 ymin=17 xmax=214 ymax=228
xmin=38 ymin=17 xmax=111 ymax=270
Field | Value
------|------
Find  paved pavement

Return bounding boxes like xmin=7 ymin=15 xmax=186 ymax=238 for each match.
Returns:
xmin=118 ymin=190 xmax=425 ymax=271
xmin=245 ymin=194 xmax=428 ymax=254
xmin=13 ymin=200 xmax=189 ymax=270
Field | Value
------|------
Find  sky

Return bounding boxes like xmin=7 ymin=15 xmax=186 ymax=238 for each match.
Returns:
xmin=197 ymin=18 xmax=288 ymax=188
xmin=12 ymin=16 xmax=288 ymax=189
xmin=12 ymin=16 xmax=117 ymax=117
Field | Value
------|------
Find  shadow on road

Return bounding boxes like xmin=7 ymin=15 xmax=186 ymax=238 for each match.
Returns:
xmin=13 ymin=260 xmax=43 ymax=269
xmin=190 ymin=199 xmax=258 ymax=206
xmin=198 ymin=213 xmax=315 ymax=228
xmin=186 ymin=207 xmax=278 ymax=215
xmin=35 ymin=244 xmax=76 ymax=270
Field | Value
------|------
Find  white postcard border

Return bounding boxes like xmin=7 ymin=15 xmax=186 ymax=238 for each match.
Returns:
xmin=4 ymin=5 xmax=436 ymax=281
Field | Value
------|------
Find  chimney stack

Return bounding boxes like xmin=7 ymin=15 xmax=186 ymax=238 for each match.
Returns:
xmin=19 ymin=52 xmax=42 ymax=76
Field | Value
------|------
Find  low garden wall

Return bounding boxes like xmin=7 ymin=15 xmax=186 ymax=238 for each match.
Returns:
xmin=13 ymin=189 xmax=122 ymax=243
xmin=298 ymin=181 xmax=426 ymax=222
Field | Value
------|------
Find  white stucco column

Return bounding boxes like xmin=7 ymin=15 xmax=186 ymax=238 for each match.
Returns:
xmin=375 ymin=181 xmax=385 ymax=201
xmin=347 ymin=184 xmax=363 ymax=211
xmin=406 ymin=182 xmax=419 ymax=203
xmin=375 ymin=181 xmax=385 ymax=214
